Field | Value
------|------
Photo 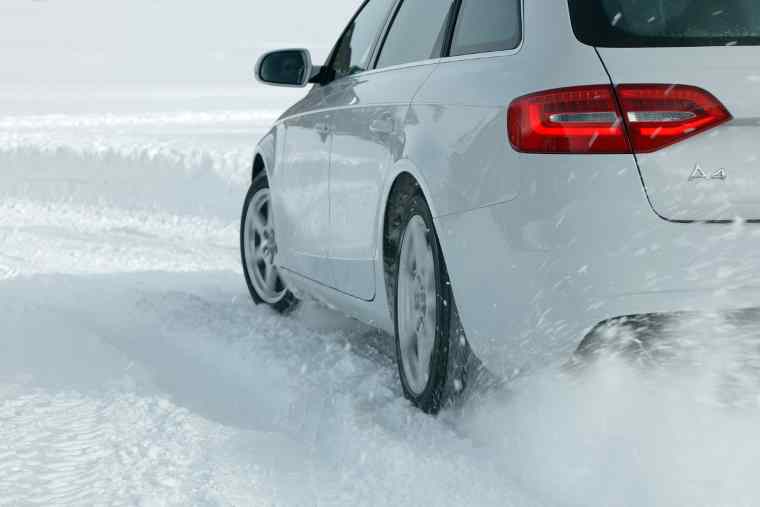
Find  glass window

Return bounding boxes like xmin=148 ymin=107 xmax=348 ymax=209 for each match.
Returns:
xmin=450 ymin=0 xmax=522 ymax=56
xmin=330 ymin=0 xmax=397 ymax=79
xmin=568 ymin=0 xmax=760 ymax=47
xmin=376 ymin=0 xmax=455 ymax=69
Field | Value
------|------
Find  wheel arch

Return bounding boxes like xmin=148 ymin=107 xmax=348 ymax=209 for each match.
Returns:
xmin=252 ymin=130 xmax=277 ymax=184
xmin=380 ymin=160 xmax=440 ymax=322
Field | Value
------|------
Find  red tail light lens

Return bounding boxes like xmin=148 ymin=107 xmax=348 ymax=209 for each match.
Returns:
xmin=617 ymin=84 xmax=732 ymax=153
xmin=507 ymin=84 xmax=731 ymax=154
xmin=507 ymin=85 xmax=629 ymax=154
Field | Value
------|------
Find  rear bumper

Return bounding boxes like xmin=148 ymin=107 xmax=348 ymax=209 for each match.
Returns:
xmin=435 ymin=153 xmax=760 ymax=377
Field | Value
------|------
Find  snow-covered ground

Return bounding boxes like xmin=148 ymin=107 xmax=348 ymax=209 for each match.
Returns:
xmin=5 ymin=0 xmax=760 ymax=502
xmin=4 ymin=90 xmax=760 ymax=507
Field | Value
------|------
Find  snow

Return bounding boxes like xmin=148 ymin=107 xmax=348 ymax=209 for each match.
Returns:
xmin=4 ymin=91 xmax=760 ymax=507
xmin=0 ymin=100 xmax=540 ymax=506
xmin=3 ymin=1 xmax=760 ymax=503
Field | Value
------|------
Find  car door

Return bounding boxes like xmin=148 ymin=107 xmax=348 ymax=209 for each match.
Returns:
xmin=325 ymin=0 xmax=456 ymax=301
xmin=275 ymin=90 xmax=333 ymax=283
xmin=274 ymin=0 xmax=395 ymax=285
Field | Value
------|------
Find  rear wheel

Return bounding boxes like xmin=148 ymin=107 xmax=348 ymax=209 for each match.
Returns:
xmin=393 ymin=192 xmax=466 ymax=414
xmin=240 ymin=173 xmax=298 ymax=314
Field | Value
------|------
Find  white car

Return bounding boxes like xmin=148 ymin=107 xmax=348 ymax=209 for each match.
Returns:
xmin=242 ymin=0 xmax=760 ymax=413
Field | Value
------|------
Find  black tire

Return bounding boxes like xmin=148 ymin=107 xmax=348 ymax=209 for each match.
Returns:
xmin=393 ymin=191 xmax=469 ymax=414
xmin=240 ymin=173 xmax=299 ymax=314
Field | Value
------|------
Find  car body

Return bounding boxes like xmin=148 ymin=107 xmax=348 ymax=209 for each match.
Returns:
xmin=248 ymin=0 xmax=760 ymax=381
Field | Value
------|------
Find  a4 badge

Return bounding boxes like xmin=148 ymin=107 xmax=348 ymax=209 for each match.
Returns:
xmin=689 ymin=164 xmax=727 ymax=182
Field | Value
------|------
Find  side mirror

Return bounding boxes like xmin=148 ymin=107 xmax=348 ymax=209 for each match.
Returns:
xmin=255 ymin=49 xmax=316 ymax=88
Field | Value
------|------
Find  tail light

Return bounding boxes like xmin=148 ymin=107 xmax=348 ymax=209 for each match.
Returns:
xmin=508 ymin=84 xmax=731 ymax=154
xmin=617 ymin=85 xmax=732 ymax=153
xmin=507 ymin=85 xmax=629 ymax=154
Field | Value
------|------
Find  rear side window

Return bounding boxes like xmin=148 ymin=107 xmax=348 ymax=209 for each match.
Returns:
xmin=569 ymin=0 xmax=760 ymax=47
xmin=376 ymin=0 xmax=455 ymax=69
xmin=450 ymin=0 xmax=522 ymax=56
xmin=330 ymin=0 xmax=397 ymax=79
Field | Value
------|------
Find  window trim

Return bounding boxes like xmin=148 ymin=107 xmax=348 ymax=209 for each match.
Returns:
xmin=322 ymin=0 xmax=400 ymax=85
xmin=326 ymin=0 xmax=526 ymax=84
xmin=370 ymin=0 xmax=404 ymax=70
xmin=366 ymin=0 xmax=403 ymax=72
xmin=444 ymin=0 xmax=524 ymax=59
xmin=371 ymin=0 xmax=458 ymax=71
xmin=324 ymin=0 xmax=369 ymax=79
xmin=369 ymin=0 xmax=525 ymax=73
xmin=440 ymin=0 xmax=462 ymax=58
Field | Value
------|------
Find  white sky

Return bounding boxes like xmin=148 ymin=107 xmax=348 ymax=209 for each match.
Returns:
xmin=0 ymin=0 xmax=360 ymax=85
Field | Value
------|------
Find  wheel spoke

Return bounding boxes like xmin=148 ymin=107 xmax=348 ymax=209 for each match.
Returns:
xmin=259 ymin=200 xmax=271 ymax=226
xmin=403 ymin=235 xmax=414 ymax=273
xmin=407 ymin=335 xmax=420 ymax=378
xmin=415 ymin=234 xmax=430 ymax=276
xmin=417 ymin=346 xmax=428 ymax=386
xmin=421 ymin=313 xmax=436 ymax=355
xmin=256 ymin=259 xmax=268 ymax=279
xmin=265 ymin=262 xmax=278 ymax=289
xmin=253 ymin=211 xmax=267 ymax=234
xmin=425 ymin=269 xmax=436 ymax=295
xmin=255 ymin=243 xmax=266 ymax=261
xmin=248 ymin=217 xmax=256 ymax=239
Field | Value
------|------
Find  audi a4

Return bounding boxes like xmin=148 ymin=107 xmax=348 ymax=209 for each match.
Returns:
xmin=241 ymin=0 xmax=760 ymax=413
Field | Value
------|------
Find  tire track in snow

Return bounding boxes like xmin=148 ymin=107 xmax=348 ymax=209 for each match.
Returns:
xmin=0 ymin=389 xmax=215 ymax=506
xmin=0 ymin=270 xmax=539 ymax=506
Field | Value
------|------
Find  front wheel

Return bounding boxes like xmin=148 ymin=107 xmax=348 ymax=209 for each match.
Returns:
xmin=240 ymin=173 xmax=299 ymax=314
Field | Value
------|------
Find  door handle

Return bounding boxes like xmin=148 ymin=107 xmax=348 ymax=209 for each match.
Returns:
xmin=315 ymin=122 xmax=332 ymax=136
xmin=369 ymin=117 xmax=394 ymax=135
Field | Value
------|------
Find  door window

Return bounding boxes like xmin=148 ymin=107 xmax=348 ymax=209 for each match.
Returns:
xmin=328 ymin=0 xmax=397 ymax=80
xmin=375 ymin=0 xmax=456 ymax=69
xmin=449 ymin=0 xmax=522 ymax=57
